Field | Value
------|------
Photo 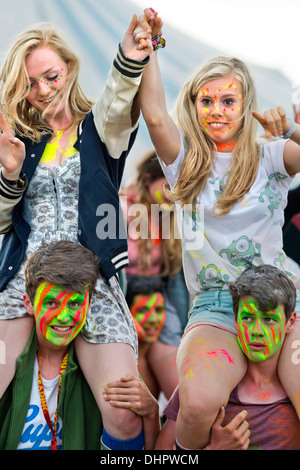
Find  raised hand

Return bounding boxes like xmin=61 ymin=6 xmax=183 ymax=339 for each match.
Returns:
xmin=252 ymin=106 xmax=290 ymax=139
xmin=143 ymin=8 xmax=163 ymax=38
xmin=0 ymin=110 xmax=25 ymax=179
xmin=293 ymin=103 xmax=300 ymax=125
xmin=134 ymin=8 xmax=163 ymax=53
xmin=121 ymin=14 xmax=152 ymax=62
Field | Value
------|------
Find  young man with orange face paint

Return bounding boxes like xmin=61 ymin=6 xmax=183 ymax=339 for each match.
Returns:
xmin=125 ymin=276 xmax=167 ymax=399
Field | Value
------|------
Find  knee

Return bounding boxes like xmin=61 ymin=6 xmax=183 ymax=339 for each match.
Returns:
xmin=179 ymin=386 xmax=224 ymax=430
xmin=104 ymin=406 xmax=142 ymax=439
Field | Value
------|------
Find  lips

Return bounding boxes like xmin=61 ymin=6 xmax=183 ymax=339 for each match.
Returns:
xmin=50 ymin=325 xmax=73 ymax=333
xmin=39 ymin=96 xmax=55 ymax=104
xmin=249 ymin=342 xmax=266 ymax=350
xmin=208 ymin=122 xmax=228 ymax=129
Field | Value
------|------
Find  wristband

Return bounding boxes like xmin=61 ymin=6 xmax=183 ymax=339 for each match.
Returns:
xmin=1 ymin=171 xmax=26 ymax=188
xmin=283 ymin=117 xmax=296 ymax=139
xmin=152 ymin=33 xmax=166 ymax=51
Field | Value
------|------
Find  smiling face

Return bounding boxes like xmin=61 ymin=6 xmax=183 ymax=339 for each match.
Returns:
xmin=31 ymin=282 xmax=89 ymax=347
xmin=130 ymin=293 xmax=166 ymax=343
xmin=236 ymin=296 xmax=287 ymax=362
xmin=196 ymin=74 xmax=243 ymax=151
xmin=25 ymin=46 xmax=68 ymax=117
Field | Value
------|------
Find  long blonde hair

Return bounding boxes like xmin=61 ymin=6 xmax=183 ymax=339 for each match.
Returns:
xmin=0 ymin=22 xmax=94 ymax=142
xmin=170 ymin=56 xmax=260 ymax=216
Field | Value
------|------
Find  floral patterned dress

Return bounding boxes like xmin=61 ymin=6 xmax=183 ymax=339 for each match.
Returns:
xmin=0 ymin=154 xmax=137 ymax=355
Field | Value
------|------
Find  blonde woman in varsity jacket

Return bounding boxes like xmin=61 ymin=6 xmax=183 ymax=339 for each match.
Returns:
xmin=0 ymin=14 xmax=151 ymax=450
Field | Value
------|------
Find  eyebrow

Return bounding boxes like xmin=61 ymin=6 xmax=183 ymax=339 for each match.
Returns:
xmin=201 ymin=92 xmax=238 ymax=99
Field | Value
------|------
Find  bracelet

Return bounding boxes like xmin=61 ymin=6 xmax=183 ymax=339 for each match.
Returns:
xmin=283 ymin=117 xmax=296 ymax=139
xmin=152 ymin=33 xmax=166 ymax=51
xmin=1 ymin=171 xmax=26 ymax=188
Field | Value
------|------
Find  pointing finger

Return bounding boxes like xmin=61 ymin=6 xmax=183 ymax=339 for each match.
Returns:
xmin=251 ymin=110 xmax=266 ymax=126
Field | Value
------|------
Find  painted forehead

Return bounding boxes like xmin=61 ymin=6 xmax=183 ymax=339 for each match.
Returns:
xmin=198 ymin=76 xmax=241 ymax=95
xmin=34 ymin=282 xmax=86 ymax=304
xmin=238 ymin=297 xmax=283 ymax=316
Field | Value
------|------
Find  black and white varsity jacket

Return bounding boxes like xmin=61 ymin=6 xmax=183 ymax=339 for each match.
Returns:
xmin=0 ymin=46 xmax=149 ymax=289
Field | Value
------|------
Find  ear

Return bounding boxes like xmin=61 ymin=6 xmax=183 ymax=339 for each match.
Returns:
xmin=285 ymin=311 xmax=297 ymax=334
xmin=23 ymin=293 xmax=35 ymax=316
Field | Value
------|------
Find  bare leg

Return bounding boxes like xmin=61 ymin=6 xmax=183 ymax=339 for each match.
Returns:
xmin=175 ymin=325 xmax=247 ymax=449
xmin=147 ymin=341 xmax=178 ymax=399
xmin=75 ymin=336 xmax=142 ymax=440
xmin=0 ymin=317 xmax=34 ymax=398
xmin=278 ymin=321 xmax=300 ymax=418
xmin=138 ymin=352 xmax=160 ymax=398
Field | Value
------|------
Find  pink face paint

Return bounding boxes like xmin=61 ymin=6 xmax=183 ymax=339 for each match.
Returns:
xmin=33 ymin=282 xmax=89 ymax=347
xmin=205 ymin=348 xmax=236 ymax=364
xmin=237 ymin=298 xmax=286 ymax=362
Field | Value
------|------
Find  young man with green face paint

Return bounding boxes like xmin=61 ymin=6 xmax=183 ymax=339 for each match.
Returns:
xmin=149 ymin=265 xmax=300 ymax=450
xmin=236 ymin=297 xmax=287 ymax=362
xmin=30 ymin=281 xmax=90 ymax=349
xmin=0 ymin=241 xmax=103 ymax=450
xmin=227 ymin=265 xmax=300 ymax=449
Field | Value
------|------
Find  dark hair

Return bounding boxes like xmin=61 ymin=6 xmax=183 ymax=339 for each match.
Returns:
xmin=137 ymin=150 xmax=166 ymax=187
xmin=229 ymin=265 xmax=296 ymax=320
xmin=24 ymin=240 xmax=99 ymax=303
xmin=126 ymin=275 xmax=165 ymax=308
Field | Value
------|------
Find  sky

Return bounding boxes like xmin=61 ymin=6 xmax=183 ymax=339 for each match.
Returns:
xmin=131 ymin=0 xmax=300 ymax=90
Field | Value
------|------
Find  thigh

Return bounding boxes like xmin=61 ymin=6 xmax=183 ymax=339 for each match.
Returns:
xmin=0 ymin=317 xmax=34 ymax=398
xmin=82 ymin=274 xmax=138 ymax=358
xmin=177 ymin=325 xmax=247 ymax=405
xmin=75 ymin=338 xmax=141 ymax=437
xmin=148 ymin=341 xmax=178 ymax=399
xmin=278 ymin=320 xmax=300 ymax=416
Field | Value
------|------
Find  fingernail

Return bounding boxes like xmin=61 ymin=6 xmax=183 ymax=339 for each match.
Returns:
xmin=150 ymin=7 xmax=155 ymax=12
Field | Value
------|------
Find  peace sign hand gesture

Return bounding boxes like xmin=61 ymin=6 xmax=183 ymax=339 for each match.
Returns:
xmin=252 ymin=106 xmax=290 ymax=139
xmin=0 ymin=109 xmax=25 ymax=180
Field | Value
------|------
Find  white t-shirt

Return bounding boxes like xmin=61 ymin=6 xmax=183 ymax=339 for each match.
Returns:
xmin=17 ymin=358 xmax=63 ymax=450
xmin=159 ymin=134 xmax=296 ymax=296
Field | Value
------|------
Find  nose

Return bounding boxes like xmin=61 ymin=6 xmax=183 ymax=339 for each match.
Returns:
xmin=252 ymin=320 xmax=264 ymax=336
xmin=56 ymin=308 xmax=69 ymax=323
xmin=211 ymin=101 xmax=223 ymax=117
xmin=37 ymin=81 xmax=50 ymax=96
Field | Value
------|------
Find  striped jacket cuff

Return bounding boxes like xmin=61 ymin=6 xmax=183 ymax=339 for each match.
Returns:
xmin=111 ymin=251 xmax=129 ymax=271
xmin=113 ymin=44 xmax=150 ymax=78
xmin=0 ymin=171 xmax=27 ymax=199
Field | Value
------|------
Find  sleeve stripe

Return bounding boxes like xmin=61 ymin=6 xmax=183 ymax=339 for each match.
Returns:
xmin=0 ymin=173 xmax=25 ymax=199
xmin=113 ymin=44 xmax=150 ymax=78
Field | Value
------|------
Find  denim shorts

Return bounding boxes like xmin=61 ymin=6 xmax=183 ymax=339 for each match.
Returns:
xmin=184 ymin=289 xmax=300 ymax=336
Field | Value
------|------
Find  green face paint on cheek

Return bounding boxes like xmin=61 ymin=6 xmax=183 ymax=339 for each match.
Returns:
xmin=237 ymin=298 xmax=286 ymax=362
xmin=33 ymin=282 xmax=89 ymax=346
